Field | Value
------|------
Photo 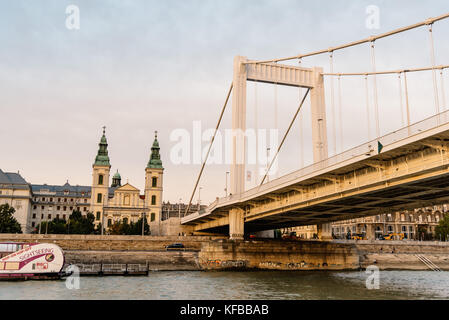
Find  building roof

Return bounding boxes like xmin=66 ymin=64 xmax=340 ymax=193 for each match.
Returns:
xmin=94 ymin=127 xmax=111 ymax=166
xmin=0 ymin=169 xmax=29 ymax=186
xmin=147 ymin=131 xmax=163 ymax=169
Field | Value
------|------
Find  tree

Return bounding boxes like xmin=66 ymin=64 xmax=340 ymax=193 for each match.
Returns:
xmin=108 ymin=218 xmax=150 ymax=235
xmin=68 ymin=210 xmax=95 ymax=234
xmin=0 ymin=203 xmax=22 ymax=233
xmin=435 ymin=214 xmax=449 ymax=241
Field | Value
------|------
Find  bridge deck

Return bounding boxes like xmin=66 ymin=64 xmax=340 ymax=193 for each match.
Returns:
xmin=182 ymin=110 xmax=449 ymax=232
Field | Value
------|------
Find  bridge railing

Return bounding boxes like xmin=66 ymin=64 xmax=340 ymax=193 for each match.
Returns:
xmin=189 ymin=109 xmax=449 ymax=218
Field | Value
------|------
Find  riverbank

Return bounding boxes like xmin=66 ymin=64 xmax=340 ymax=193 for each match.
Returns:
xmin=1 ymin=234 xmax=449 ymax=272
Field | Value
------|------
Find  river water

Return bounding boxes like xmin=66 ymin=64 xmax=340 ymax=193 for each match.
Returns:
xmin=0 ymin=271 xmax=448 ymax=300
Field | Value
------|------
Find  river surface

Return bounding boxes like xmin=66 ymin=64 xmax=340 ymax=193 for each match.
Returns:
xmin=0 ymin=271 xmax=448 ymax=300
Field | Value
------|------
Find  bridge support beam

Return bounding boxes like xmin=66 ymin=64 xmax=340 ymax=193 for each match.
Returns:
xmin=231 ymin=55 xmax=248 ymax=196
xmin=310 ymin=66 xmax=328 ymax=162
xmin=317 ymin=223 xmax=332 ymax=241
xmin=229 ymin=208 xmax=244 ymax=240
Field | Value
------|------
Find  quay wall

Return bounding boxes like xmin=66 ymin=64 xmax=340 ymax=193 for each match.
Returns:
xmin=1 ymin=234 xmax=449 ymax=271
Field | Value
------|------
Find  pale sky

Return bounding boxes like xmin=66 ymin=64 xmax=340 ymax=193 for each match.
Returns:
xmin=1 ymin=0 xmax=449 ymax=204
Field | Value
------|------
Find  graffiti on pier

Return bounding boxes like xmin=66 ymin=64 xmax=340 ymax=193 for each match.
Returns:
xmin=258 ymin=260 xmax=329 ymax=270
xmin=202 ymin=259 xmax=248 ymax=269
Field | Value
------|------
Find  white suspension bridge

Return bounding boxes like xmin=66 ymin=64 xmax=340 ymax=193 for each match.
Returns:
xmin=181 ymin=12 xmax=449 ymax=240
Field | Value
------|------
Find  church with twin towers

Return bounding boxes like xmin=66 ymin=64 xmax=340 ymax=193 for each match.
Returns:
xmin=90 ymin=127 xmax=164 ymax=233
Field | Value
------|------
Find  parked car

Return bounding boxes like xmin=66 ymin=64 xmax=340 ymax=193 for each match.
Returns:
xmin=165 ymin=243 xmax=185 ymax=250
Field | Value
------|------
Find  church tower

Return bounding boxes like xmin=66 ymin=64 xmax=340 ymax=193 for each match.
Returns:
xmin=145 ymin=131 xmax=164 ymax=234
xmin=91 ymin=127 xmax=111 ymax=228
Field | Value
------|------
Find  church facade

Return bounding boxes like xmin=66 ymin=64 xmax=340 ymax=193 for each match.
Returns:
xmin=90 ymin=128 xmax=164 ymax=234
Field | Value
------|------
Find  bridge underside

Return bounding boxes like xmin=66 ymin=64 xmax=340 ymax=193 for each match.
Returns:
xmin=183 ymin=113 xmax=449 ymax=235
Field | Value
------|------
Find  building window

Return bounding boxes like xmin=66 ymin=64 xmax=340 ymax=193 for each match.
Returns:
xmin=152 ymin=177 xmax=157 ymax=188
xmin=151 ymin=213 xmax=155 ymax=222
xmin=50 ymin=198 xmax=53 ymax=202
xmin=63 ymin=206 xmax=66 ymax=211
xmin=57 ymin=206 xmax=60 ymax=211
xmin=151 ymin=195 xmax=156 ymax=206
xmin=124 ymin=194 xmax=130 ymax=206
xmin=48 ymin=214 xmax=51 ymax=219
xmin=41 ymin=214 xmax=44 ymax=219
xmin=32 ymin=214 xmax=36 ymax=219
xmin=98 ymin=174 xmax=104 ymax=185
xmin=63 ymin=215 xmax=66 ymax=220
xmin=84 ymin=199 xmax=87 ymax=203
xmin=96 ymin=212 xmax=101 ymax=221
xmin=123 ymin=218 xmax=128 ymax=224
xmin=56 ymin=214 xmax=60 ymax=219
xmin=97 ymin=193 xmax=102 ymax=203
xmin=32 ymin=222 xmax=35 ymax=227
xmin=84 ymin=207 xmax=87 ymax=212
xmin=33 ymin=205 xmax=37 ymax=210
xmin=107 ymin=219 xmax=112 ymax=227
xmin=69 ymin=207 xmax=73 ymax=211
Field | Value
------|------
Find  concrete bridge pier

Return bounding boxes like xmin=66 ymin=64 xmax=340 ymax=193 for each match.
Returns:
xmin=229 ymin=208 xmax=244 ymax=240
xmin=317 ymin=223 xmax=333 ymax=240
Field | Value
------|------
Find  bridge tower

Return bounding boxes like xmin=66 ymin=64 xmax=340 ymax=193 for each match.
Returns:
xmin=229 ymin=56 xmax=329 ymax=239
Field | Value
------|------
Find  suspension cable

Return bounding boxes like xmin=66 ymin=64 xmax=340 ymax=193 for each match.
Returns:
xmin=441 ymin=69 xmax=447 ymax=110
xmin=298 ymin=59 xmax=304 ymax=168
xmin=185 ymin=82 xmax=233 ymax=216
xmin=329 ymin=51 xmax=337 ymax=155
xmin=254 ymin=80 xmax=259 ymax=186
xmin=398 ymin=73 xmax=405 ymax=127
xmin=364 ymin=75 xmax=371 ymax=140
xmin=403 ymin=72 xmax=411 ymax=134
xmin=337 ymin=75 xmax=344 ymax=152
xmin=370 ymin=41 xmax=380 ymax=138
xmin=260 ymin=89 xmax=310 ymax=186
xmin=428 ymin=23 xmax=440 ymax=114
xmin=245 ymin=12 xmax=449 ymax=65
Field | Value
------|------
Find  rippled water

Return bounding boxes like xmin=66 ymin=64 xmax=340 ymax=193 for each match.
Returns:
xmin=0 ymin=271 xmax=448 ymax=300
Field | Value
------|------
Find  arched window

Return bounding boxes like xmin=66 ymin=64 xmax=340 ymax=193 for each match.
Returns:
xmin=151 ymin=213 xmax=155 ymax=222
xmin=97 ymin=193 xmax=102 ymax=203
xmin=123 ymin=218 xmax=128 ymax=224
xmin=98 ymin=174 xmax=104 ymax=185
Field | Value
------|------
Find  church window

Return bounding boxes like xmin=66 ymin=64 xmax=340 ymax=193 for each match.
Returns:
xmin=98 ymin=175 xmax=104 ymax=185
xmin=97 ymin=193 xmax=102 ymax=203
xmin=96 ymin=212 xmax=101 ymax=221
xmin=152 ymin=177 xmax=157 ymax=188
xmin=107 ymin=219 xmax=112 ymax=227
xmin=151 ymin=195 xmax=156 ymax=205
xmin=151 ymin=213 xmax=155 ymax=222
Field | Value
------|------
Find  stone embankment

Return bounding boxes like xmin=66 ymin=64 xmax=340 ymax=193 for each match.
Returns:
xmin=1 ymin=234 xmax=448 ymax=271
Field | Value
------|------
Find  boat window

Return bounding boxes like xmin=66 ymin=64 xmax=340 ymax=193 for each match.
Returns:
xmin=0 ymin=244 xmax=8 ymax=252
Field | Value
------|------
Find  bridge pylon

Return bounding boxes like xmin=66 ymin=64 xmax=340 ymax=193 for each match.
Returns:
xmin=229 ymin=56 xmax=329 ymax=240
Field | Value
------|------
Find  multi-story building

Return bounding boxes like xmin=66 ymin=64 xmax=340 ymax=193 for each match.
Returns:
xmin=331 ymin=206 xmax=445 ymax=240
xmin=2 ymin=128 xmax=167 ymax=234
xmin=285 ymin=205 xmax=446 ymax=240
xmin=30 ymin=183 xmax=92 ymax=232
xmin=0 ymin=169 xmax=32 ymax=233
